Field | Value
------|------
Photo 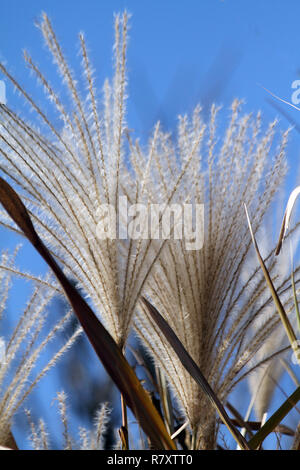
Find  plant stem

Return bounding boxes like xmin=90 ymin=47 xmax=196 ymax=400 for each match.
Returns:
xmin=248 ymin=385 xmax=300 ymax=449
xmin=191 ymin=428 xmax=198 ymax=450
xmin=120 ymin=392 xmax=129 ymax=450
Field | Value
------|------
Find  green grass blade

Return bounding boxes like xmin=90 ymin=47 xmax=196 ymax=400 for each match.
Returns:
xmin=244 ymin=204 xmax=299 ymax=354
xmin=291 ymin=267 xmax=300 ymax=332
xmin=248 ymin=385 xmax=300 ymax=449
xmin=289 ymin=240 xmax=300 ymax=333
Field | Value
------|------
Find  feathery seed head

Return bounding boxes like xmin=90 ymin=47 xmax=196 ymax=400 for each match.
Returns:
xmin=0 ymin=11 xmax=295 ymax=449
xmin=0 ymin=249 xmax=80 ymax=446
xmin=0 ymin=12 xmax=170 ymax=348
xmin=134 ymin=104 xmax=290 ymax=447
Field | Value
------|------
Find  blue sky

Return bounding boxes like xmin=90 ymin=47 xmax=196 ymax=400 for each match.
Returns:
xmin=2 ymin=0 xmax=300 ymax=188
xmin=1 ymin=0 xmax=300 ymax=450
xmin=2 ymin=0 xmax=300 ymax=134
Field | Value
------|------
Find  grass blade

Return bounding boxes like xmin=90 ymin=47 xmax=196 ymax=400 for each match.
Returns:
xmin=244 ymin=204 xmax=299 ymax=356
xmin=275 ymin=186 xmax=300 ymax=255
xmin=141 ymin=297 xmax=251 ymax=450
xmin=222 ymin=419 xmax=294 ymax=436
xmin=259 ymin=84 xmax=300 ymax=113
xmin=291 ymin=263 xmax=300 ymax=332
xmin=0 ymin=176 xmax=175 ymax=450
xmin=248 ymin=385 xmax=300 ymax=449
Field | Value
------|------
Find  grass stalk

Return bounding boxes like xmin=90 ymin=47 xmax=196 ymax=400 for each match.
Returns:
xmin=248 ymin=385 xmax=300 ymax=449
xmin=244 ymin=204 xmax=300 ymax=363
xmin=120 ymin=393 xmax=129 ymax=450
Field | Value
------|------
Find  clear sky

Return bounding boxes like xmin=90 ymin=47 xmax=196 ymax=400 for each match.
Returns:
xmin=1 ymin=0 xmax=300 ymax=450
xmin=2 ymin=0 xmax=300 ymax=134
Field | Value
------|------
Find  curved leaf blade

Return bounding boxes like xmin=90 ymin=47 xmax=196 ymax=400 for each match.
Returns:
xmin=0 ymin=176 xmax=175 ymax=450
xmin=275 ymin=186 xmax=300 ymax=256
xmin=141 ymin=297 xmax=251 ymax=450
xmin=248 ymin=385 xmax=300 ymax=449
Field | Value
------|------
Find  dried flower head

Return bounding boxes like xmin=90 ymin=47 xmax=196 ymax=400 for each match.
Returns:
xmin=135 ymin=102 xmax=292 ymax=448
xmin=0 ymin=10 xmax=298 ymax=450
xmin=0 ymin=248 xmax=80 ymax=446
xmin=26 ymin=391 xmax=110 ymax=450
xmin=0 ymin=12 xmax=179 ymax=348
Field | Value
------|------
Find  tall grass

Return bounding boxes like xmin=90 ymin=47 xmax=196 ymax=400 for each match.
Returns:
xmin=0 ymin=12 xmax=300 ymax=450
